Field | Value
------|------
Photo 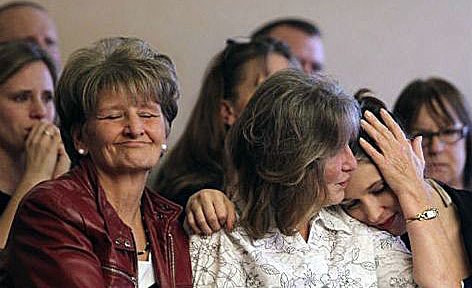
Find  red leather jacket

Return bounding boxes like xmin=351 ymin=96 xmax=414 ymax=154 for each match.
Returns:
xmin=5 ymin=159 xmax=192 ymax=287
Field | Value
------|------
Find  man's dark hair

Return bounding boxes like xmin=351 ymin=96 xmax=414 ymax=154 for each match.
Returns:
xmin=251 ymin=18 xmax=321 ymax=39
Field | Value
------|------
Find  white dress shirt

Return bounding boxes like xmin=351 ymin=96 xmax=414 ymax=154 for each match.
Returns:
xmin=190 ymin=206 xmax=416 ymax=287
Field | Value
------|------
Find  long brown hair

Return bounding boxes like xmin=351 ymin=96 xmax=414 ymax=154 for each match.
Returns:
xmin=226 ymin=69 xmax=359 ymax=239
xmin=153 ymin=37 xmax=298 ymax=204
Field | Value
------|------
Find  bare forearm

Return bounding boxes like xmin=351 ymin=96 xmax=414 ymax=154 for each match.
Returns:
xmin=406 ymin=220 xmax=461 ymax=287
xmin=399 ymin=190 xmax=461 ymax=287
xmin=0 ymin=176 xmax=46 ymax=248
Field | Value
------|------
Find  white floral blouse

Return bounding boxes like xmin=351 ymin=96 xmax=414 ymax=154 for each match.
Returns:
xmin=190 ymin=206 xmax=417 ymax=287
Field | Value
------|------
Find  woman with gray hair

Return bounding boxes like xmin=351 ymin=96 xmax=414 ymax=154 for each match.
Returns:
xmin=6 ymin=37 xmax=192 ymax=287
xmin=191 ymin=69 xmax=416 ymax=287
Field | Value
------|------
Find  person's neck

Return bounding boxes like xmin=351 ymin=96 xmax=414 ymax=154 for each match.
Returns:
xmin=298 ymin=220 xmax=311 ymax=242
xmin=96 ymin=168 xmax=149 ymax=226
xmin=0 ymin=148 xmax=25 ymax=195
xmin=449 ymin=174 xmax=464 ymax=190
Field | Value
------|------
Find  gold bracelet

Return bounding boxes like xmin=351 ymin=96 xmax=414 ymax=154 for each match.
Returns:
xmin=405 ymin=207 xmax=439 ymax=224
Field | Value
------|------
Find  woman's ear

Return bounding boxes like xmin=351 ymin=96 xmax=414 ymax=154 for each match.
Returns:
xmin=220 ymin=100 xmax=237 ymax=126
xmin=72 ymin=124 xmax=88 ymax=155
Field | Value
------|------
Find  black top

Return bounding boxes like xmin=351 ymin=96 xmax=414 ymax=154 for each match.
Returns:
xmin=401 ymin=182 xmax=472 ymax=285
xmin=442 ymin=184 xmax=472 ymax=264
xmin=0 ymin=191 xmax=10 ymax=284
xmin=0 ymin=191 xmax=10 ymax=216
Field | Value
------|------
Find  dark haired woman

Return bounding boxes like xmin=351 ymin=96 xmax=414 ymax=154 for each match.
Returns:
xmin=0 ymin=40 xmax=69 ymax=249
xmin=152 ymin=37 xmax=298 ymax=233
xmin=341 ymin=90 xmax=469 ymax=286
xmin=394 ymin=77 xmax=471 ymax=190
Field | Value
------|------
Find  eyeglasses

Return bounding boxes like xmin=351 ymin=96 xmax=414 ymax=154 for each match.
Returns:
xmin=412 ymin=126 xmax=469 ymax=147
xmin=223 ymin=36 xmax=289 ymax=60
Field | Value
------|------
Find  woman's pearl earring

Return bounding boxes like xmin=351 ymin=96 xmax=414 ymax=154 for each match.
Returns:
xmin=161 ymin=144 xmax=168 ymax=153
xmin=78 ymin=148 xmax=86 ymax=155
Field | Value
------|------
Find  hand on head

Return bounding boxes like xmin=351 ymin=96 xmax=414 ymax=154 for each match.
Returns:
xmin=360 ymin=108 xmax=428 ymax=199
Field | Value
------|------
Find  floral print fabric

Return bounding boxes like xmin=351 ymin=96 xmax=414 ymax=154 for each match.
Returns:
xmin=190 ymin=207 xmax=416 ymax=287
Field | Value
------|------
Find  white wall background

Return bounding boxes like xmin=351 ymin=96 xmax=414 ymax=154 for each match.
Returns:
xmin=5 ymin=0 xmax=471 ymax=145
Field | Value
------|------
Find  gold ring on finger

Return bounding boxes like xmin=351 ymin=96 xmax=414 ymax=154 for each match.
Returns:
xmin=43 ymin=130 xmax=53 ymax=138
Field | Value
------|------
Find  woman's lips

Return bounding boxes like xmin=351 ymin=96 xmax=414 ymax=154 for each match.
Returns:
xmin=337 ymin=180 xmax=349 ymax=189
xmin=426 ymin=163 xmax=448 ymax=173
xmin=116 ymin=141 xmax=152 ymax=148
xmin=377 ymin=214 xmax=397 ymax=231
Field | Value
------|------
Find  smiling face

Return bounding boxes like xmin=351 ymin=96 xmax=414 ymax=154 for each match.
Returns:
xmin=341 ymin=162 xmax=406 ymax=236
xmin=413 ymin=102 xmax=467 ymax=189
xmin=76 ymin=89 xmax=167 ymax=175
xmin=0 ymin=61 xmax=55 ymax=154
xmin=324 ymin=144 xmax=358 ymax=205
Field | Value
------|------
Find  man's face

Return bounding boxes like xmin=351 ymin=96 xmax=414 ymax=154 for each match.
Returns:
xmin=268 ymin=25 xmax=324 ymax=74
xmin=0 ymin=6 xmax=61 ymax=69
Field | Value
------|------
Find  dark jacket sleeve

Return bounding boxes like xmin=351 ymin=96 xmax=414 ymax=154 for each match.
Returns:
xmin=440 ymin=183 xmax=472 ymax=265
xmin=7 ymin=186 xmax=106 ymax=288
xmin=464 ymin=276 xmax=472 ymax=288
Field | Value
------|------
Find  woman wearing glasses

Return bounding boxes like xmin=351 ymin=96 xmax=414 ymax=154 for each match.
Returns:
xmin=393 ymin=77 xmax=471 ymax=190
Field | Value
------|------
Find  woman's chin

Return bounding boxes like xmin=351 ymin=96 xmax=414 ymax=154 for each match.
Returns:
xmin=325 ymin=190 xmax=345 ymax=206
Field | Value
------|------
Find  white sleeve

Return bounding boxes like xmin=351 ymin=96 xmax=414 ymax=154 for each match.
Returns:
xmin=189 ymin=231 xmax=248 ymax=287
xmin=373 ymin=230 xmax=418 ymax=288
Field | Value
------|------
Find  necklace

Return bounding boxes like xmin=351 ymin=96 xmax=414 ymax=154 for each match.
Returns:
xmin=137 ymin=241 xmax=150 ymax=255
xmin=137 ymin=201 xmax=151 ymax=256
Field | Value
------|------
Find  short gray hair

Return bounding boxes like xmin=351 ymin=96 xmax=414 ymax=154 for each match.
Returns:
xmin=56 ymin=37 xmax=180 ymax=165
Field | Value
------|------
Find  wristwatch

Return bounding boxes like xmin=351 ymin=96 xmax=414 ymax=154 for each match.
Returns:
xmin=406 ymin=207 xmax=439 ymax=224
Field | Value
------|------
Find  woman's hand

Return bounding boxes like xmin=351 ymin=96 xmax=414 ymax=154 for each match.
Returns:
xmin=359 ymin=109 xmax=428 ymax=203
xmin=20 ymin=122 xmax=70 ymax=195
xmin=185 ymin=189 xmax=236 ymax=235
xmin=361 ymin=109 xmax=464 ymax=288
xmin=1 ymin=122 xmax=70 ymax=248
xmin=53 ymin=142 xmax=71 ymax=179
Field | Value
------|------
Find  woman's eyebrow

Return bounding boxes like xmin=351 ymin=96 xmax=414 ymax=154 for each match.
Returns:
xmin=367 ymin=179 xmax=383 ymax=191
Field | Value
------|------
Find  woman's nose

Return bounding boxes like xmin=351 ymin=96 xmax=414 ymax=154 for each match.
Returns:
xmin=124 ymin=114 xmax=145 ymax=137
xmin=426 ymin=135 xmax=446 ymax=154
xmin=364 ymin=200 xmax=383 ymax=224
xmin=30 ymin=96 xmax=47 ymax=119
xmin=342 ymin=146 xmax=358 ymax=172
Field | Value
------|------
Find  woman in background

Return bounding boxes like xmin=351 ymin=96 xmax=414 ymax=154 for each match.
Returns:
xmin=153 ymin=38 xmax=298 ymax=233
xmin=393 ymin=77 xmax=471 ymax=190
xmin=0 ymin=40 xmax=69 ymax=249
